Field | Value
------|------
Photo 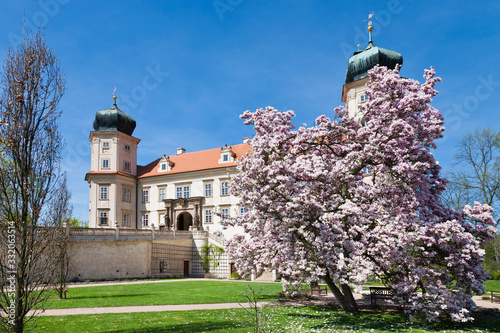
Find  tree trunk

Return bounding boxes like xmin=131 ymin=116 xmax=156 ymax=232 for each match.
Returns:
xmin=14 ymin=281 xmax=24 ymax=333
xmin=323 ymin=270 xmax=359 ymax=313
xmin=495 ymin=235 xmax=500 ymax=269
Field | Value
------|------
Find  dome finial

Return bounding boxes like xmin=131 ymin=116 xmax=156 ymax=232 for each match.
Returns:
xmin=365 ymin=13 xmax=375 ymax=44
xmin=113 ymin=86 xmax=117 ymax=106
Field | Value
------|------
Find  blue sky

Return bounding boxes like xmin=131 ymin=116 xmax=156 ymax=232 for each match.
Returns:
xmin=0 ymin=0 xmax=499 ymax=222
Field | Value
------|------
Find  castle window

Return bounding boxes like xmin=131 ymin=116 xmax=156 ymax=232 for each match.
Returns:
xmin=218 ymin=145 xmax=234 ymax=164
xmin=122 ymin=188 xmax=131 ymax=202
xmin=240 ymin=207 xmax=248 ymax=215
xmin=102 ymin=159 xmax=109 ymax=169
xmin=158 ymin=155 xmax=171 ymax=172
xmin=360 ymin=94 xmax=368 ymax=102
xmin=363 ymin=167 xmax=373 ymax=175
xmin=124 ymin=161 xmax=131 ymax=172
xmin=123 ymin=213 xmax=131 ymax=227
xmin=142 ymin=214 xmax=149 ymax=227
xmin=100 ymin=186 xmax=108 ymax=200
xmin=102 ymin=141 xmax=110 ymax=149
xmin=142 ymin=190 xmax=149 ymax=203
xmin=158 ymin=187 xmax=165 ymax=201
xmin=99 ymin=211 xmax=108 ymax=225
xmin=205 ymin=210 xmax=212 ymax=223
xmin=176 ymin=186 xmax=190 ymax=198
xmin=205 ymin=183 xmax=212 ymax=197
xmin=124 ymin=144 xmax=130 ymax=151
xmin=221 ymin=208 xmax=229 ymax=221
xmin=221 ymin=181 xmax=229 ymax=196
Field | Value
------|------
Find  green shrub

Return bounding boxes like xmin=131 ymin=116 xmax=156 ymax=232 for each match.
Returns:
xmin=230 ymin=271 xmax=241 ymax=279
xmin=488 ymin=270 xmax=500 ymax=280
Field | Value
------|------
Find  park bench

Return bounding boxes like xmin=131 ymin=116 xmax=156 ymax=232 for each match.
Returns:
xmin=310 ymin=281 xmax=328 ymax=296
xmin=491 ymin=291 xmax=500 ymax=303
xmin=369 ymin=287 xmax=396 ymax=306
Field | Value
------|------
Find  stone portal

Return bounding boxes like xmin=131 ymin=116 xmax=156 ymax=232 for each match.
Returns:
xmin=177 ymin=212 xmax=193 ymax=230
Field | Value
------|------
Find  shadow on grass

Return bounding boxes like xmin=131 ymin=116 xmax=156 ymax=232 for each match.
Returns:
xmin=286 ymin=305 xmax=500 ymax=332
xmin=94 ymin=321 xmax=251 ymax=333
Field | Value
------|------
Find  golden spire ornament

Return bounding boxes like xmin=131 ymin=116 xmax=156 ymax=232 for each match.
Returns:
xmin=365 ymin=13 xmax=375 ymax=44
xmin=113 ymin=86 xmax=117 ymax=106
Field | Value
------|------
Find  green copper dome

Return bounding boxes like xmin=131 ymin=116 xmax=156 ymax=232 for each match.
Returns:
xmin=93 ymin=104 xmax=136 ymax=136
xmin=345 ymin=41 xmax=403 ymax=84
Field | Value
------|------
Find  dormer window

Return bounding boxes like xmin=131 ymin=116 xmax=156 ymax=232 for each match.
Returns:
xmin=158 ymin=155 xmax=173 ymax=172
xmin=218 ymin=144 xmax=235 ymax=164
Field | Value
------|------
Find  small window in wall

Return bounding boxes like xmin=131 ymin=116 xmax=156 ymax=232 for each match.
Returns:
xmin=102 ymin=141 xmax=110 ymax=149
xmin=142 ymin=190 xmax=149 ymax=203
xmin=205 ymin=183 xmax=212 ymax=197
xmin=123 ymin=213 xmax=131 ymax=227
xmin=102 ymin=159 xmax=109 ymax=169
xmin=221 ymin=181 xmax=229 ymax=196
xmin=100 ymin=186 xmax=108 ymax=200
xmin=142 ymin=214 xmax=149 ymax=227
xmin=124 ymin=161 xmax=131 ymax=172
xmin=240 ymin=207 xmax=248 ymax=215
xmin=124 ymin=144 xmax=131 ymax=151
xmin=158 ymin=188 xmax=165 ymax=200
xmin=99 ymin=211 xmax=108 ymax=225
xmin=176 ymin=187 xmax=182 ymax=199
xmin=205 ymin=210 xmax=212 ymax=223
xmin=122 ymin=188 xmax=131 ymax=202
xmin=161 ymin=164 xmax=166 ymax=170
xmin=363 ymin=167 xmax=373 ymax=175
xmin=221 ymin=208 xmax=229 ymax=221
xmin=360 ymin=94 xmax=368 ymax=102
xmin=159 ymin=259 xmax=169 ymax=273
xmin=223 ymin=154 xmax=228 ymax=162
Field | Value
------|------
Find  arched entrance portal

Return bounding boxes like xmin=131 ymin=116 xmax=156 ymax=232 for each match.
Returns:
xmin=177 ymin=212 xmax=193 ymax=231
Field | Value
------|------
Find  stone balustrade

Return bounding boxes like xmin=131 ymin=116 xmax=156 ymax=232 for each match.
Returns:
xmin=70 ymin=227 xmax=209 ymax=242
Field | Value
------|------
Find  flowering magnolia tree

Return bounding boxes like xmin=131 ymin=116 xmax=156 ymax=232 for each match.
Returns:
xmin=222 ymin=66 xmax=496 ymax=322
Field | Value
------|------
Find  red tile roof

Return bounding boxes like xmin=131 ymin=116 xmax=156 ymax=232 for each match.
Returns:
xmin=137 ymin=143 xmax=251 ymax=178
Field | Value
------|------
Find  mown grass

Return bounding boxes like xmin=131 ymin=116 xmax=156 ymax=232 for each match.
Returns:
xmin=42 ymin=280 xmax=283 ymax=309
xmin=485 ymin=279 xmax=500 ymax=292
xmin=33 ymin=305 xmax=500 ymax=332
xmin=41 ymin=279 xmax=500 ymax=310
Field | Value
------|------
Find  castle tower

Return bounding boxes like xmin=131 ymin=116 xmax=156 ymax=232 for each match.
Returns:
xmin=342 ymin=16 xmax=403 ymax=118
xmin=85 ymin=98 xmax=141 ymax=228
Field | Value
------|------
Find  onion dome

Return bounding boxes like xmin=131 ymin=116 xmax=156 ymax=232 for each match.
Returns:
xmin=93 ymin=104 xmax=136 ymax=136
xmin=345 ymin=19 xmax=403 ymax=84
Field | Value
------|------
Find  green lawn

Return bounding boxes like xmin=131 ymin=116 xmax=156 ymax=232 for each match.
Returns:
xmin=43 ymin=280 xmax=283 ymax=309
xmin=33 ymin=306 xmax=500 ymax=332
xmin=42 ymin=279 xmax=500 ymax=310
xmin=485 ymin=279 xmax=500 ymax=292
